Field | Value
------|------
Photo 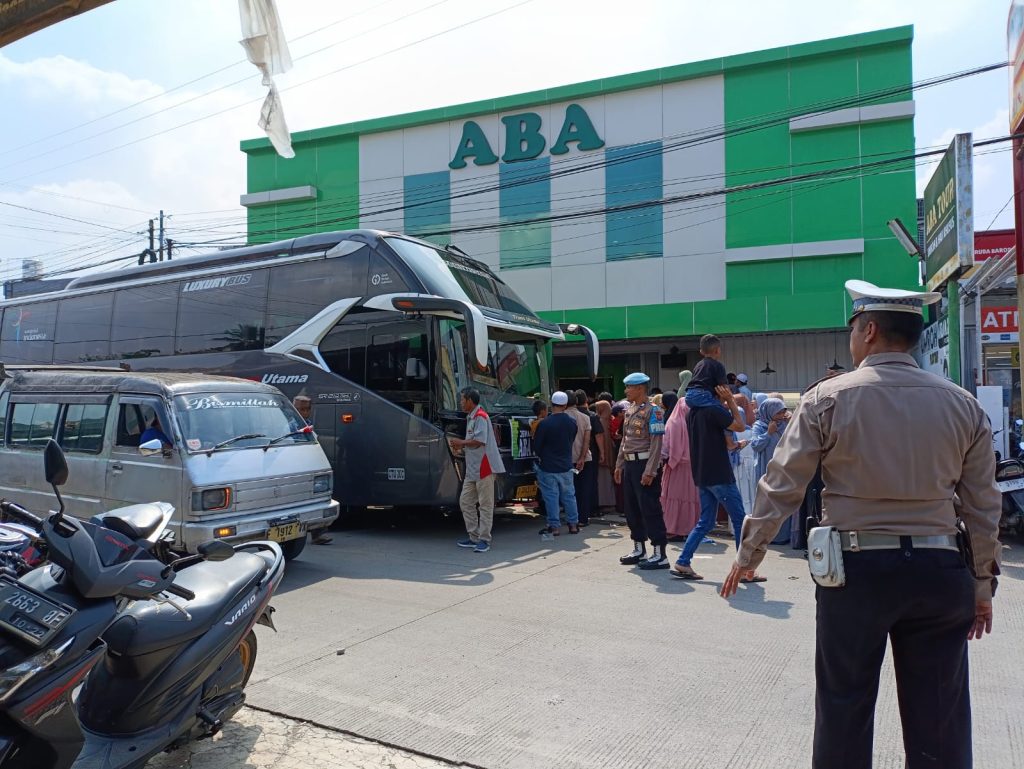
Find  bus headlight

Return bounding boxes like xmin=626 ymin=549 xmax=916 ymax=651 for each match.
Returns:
xmin=192 ymin=487 xmax=232 ymax=511
xmin=313 ymin=474 xmax=332 ymax=494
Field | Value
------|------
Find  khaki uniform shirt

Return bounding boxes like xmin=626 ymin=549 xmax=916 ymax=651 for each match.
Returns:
xmin=566 ymin=406 xmax=592 ymax=463
xmin=615 ymin=400 xmax=665 ymax=477
xmin=737 ymin=352 xmax=1001 ymax=600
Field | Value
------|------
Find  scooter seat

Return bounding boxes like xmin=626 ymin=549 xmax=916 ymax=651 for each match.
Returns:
xmin=104 ymin=552 xmax=268 ymax=656
xmin=93 ymin=503 xmax=170 ymax=541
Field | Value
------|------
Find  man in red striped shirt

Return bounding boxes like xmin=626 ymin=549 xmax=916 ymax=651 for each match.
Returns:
xmin=452 ymin=387 xmax=506 ymax=553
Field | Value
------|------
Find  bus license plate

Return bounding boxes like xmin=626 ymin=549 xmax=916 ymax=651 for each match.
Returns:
xmin=268 ymin=522 xmax=301 ymax=542
xmin=515 ymin=483 xmax=538 ymax=500
xmin=0 ymin=575 xmax=74 ymax=647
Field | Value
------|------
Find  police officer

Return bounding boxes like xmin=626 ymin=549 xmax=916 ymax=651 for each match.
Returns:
xmin=721 ymin=280 xmax=1001 ymax=769
xmin=614 ymin=372 xmax=669 ymax=569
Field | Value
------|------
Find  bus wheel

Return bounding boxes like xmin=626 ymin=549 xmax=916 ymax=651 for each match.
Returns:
xmin=280 ymin=534 xmax=307 ymax=561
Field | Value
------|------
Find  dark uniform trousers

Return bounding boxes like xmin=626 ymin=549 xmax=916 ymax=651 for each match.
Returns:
xmin=574 ymin=459 xmax=598 ymax=524
xmin=813 ymin=545 xmax=976 ymax=769
xmin=622 ymin=460 xmax=666 ymax=546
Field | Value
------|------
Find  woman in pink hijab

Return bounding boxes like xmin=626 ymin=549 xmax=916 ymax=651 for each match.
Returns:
xmin=660 ymin=395 xmax=700 ymax=539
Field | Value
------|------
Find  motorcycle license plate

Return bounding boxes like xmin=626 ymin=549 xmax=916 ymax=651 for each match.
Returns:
xmin=0 ymin=575 xmax=74 ymax=648
xmin=997 ymin=477 xmax=1024 ymax=493
xmin=268 ymin=522 xmax=301 ymax=542
xmin=514 ymin=483 xmax=538 ymax=500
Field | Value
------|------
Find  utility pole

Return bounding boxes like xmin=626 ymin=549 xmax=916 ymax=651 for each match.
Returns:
xmin=158 ymin=209 xmax=165 ymax=261
xmin=148 ymin=219 xmax=155 ymax=253
xmin=166 ymin=239 xmax=173 ymax=260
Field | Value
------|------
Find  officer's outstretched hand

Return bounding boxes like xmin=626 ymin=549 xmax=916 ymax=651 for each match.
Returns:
xmin=968 ymin=600 xmax=993 ymax=640
xmin=641 ymin=473 xmax=655 ymax=486
xmin=614 ymin=468 xmax=622 ymax=485
xmin=720 ymin=561 xmax=747 ymax=599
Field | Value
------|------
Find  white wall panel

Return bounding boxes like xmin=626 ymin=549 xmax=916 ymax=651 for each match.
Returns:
xmin=551 ymin=263 xmax=605 ymax=311
xmin=359 ymin=177 xmax=403 ymax=231
xmin=603 ymin=87 xmax=664 ymax=146
xmin=402 ymin=123 xmax=452 ymax=176
xmin=359 ymin=131 xmax=404 ymax=183
xmin=550 ymin=161 xmax=606 ymax=268
xmin=605 ymin=258 xmax=664 ymax=307
xmin=663 ymin=254 xmax=727 ymax=302
xmin=500 ymin=266 xmax=554 ymax=311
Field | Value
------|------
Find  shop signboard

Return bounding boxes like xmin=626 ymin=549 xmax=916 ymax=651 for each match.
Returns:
xmin=1010 ymin=1 xmax=1024 ymax=130
xmin=917 ymin=313 xmax=951 ymax=380
xmin=981 ymin=305 xmax=1019 ymax=344
xmin=923 ymin=134 xmax=974 ymax=291
xmin=974 ymin=229 xmax=1015 ymax=261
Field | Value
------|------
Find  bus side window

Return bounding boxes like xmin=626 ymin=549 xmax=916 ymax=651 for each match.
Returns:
xmin=0 ymin=302 xmax=57 ymax=365
xmin=111 ymin=283 xmax=179 ymax=359
xmin=365 ymin=320 xmax=430 ymax=415
xmin=320 ymin=323 xmax=367 ymax=386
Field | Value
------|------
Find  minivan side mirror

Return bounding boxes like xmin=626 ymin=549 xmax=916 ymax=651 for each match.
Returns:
xmin=198 ymin=540 xmax=235 ymax=562
xmin=139 ymin=438 xmax=164 ymax=457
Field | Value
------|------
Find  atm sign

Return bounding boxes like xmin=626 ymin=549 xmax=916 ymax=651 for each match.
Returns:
xmin=981 ymin=306 xmax=1019 ymax=334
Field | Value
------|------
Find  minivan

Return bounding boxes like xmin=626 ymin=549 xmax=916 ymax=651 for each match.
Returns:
xmin=0 ymin=365 xmax=339 ymax=559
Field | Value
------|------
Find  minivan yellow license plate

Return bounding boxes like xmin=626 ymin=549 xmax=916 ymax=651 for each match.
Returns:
xmin=268 ymin=522 xmax=301 ymax=542
xmin=514 ymin=483 xmax=538 ymax=500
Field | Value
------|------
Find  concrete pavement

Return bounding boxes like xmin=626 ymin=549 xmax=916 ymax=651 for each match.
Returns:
xmin=231 ymin=511 xmax=1024 ymax=769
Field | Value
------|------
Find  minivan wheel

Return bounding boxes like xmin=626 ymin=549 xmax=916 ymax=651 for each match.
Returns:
xmin=279 ymin=534 xmax=307 ymax=560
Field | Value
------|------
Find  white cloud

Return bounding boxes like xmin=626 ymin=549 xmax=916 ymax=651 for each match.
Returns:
xmin=0 ymin=52 xmax=163 ymax=105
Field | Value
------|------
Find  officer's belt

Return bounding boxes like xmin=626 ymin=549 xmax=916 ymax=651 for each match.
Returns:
xmin=839 ymin=531 xmax=958 ymax=552
xmin=623 ymin=451 xmax=651 ymax=461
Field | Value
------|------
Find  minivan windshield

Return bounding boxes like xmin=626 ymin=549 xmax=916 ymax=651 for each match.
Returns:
xmin=173 ymin=393 xmax=314 ymax=453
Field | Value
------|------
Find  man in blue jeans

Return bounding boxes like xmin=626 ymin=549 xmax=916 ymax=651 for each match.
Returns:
xmin=532 ymin=391 xmax=580 ymax=536
xmin=671 ymin=384 xmax=761 ymax=581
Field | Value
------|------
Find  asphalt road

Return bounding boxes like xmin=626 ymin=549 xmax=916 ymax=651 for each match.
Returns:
xmin=238 ymin=511 xmax=1024 ymax=769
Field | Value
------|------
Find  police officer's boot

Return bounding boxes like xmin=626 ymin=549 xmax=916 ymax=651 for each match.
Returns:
xmin=619 ymin=541 xmax=646 ymax=565
xmin=638 ymin=544 xmax=669 ymax=570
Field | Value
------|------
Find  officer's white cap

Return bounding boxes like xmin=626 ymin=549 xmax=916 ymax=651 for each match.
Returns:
xmin=623 ymin=372 xmax=650 ymax=386
xmin=845 ymin=279 xmax=941 ymax=323
xmin=551 ymin=391 xmax=569 ymax=406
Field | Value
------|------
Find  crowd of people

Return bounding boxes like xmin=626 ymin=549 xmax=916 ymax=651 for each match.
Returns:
xmin=455 ymin=333 xmax=825 ymax=574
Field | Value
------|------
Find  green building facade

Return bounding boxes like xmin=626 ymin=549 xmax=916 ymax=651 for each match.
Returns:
xmin=241 ymin=26 xmax=918 ymax=392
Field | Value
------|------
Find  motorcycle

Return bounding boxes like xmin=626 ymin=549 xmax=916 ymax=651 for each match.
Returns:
xmin=995 ymin=455 xmax=1024 ymax=541
xmin=0 ymin=439 xmax=285 ymax=769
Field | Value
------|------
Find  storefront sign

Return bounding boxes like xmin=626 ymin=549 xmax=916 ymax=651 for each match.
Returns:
xmin=1010 ymin=1 xmax=1024 ymax=129
xmin=917 ymin=315 xmax=951 ymax=380
xmin=981 ymin=305 xmax=1020 ymax=344
xmin=974 ymin=229 xmax=1015 ymax=261
xmin=923 ymin=134 xmax=974 ymax=291
xmin=449 ymin=103 xmax=604 ymax=169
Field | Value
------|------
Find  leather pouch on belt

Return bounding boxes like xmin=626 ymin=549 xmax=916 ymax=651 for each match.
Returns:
xmin=807 ymin=526 xmax=846 ymax=588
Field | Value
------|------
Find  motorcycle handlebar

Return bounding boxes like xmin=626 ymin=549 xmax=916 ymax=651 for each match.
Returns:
xmin=166 ymin=582 xmax=195 ymax=601
xmin=0 ymin=500 xmax=44 ymax=531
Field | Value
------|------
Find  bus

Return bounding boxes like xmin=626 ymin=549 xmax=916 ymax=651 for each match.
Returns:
xmin=0 ymin=230 xmax=599 ymax=512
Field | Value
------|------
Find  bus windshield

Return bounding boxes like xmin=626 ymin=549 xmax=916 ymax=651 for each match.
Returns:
xmin=384 ymin=236 xmax=534 ymax=316
xmin=438 ymin=319 xmax=552 ymax=414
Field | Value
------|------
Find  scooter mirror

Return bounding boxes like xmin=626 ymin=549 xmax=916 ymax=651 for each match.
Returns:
xmin=44 ymin=439 xmax=69 ymax=487
xmin=197 ymin=540 xmax=235 ymax=562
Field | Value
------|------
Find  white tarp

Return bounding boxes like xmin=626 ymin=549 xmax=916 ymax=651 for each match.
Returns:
xmin=238 ymin=0 xmax=295 ymax=158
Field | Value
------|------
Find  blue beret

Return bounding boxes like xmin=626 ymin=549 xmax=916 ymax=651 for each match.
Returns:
xmin=623 ymin=372 xmax=650 ymax=385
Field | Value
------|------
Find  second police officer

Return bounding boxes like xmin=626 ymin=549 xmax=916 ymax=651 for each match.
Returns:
xmin=614 ymin=372 xmax=670 ymax=569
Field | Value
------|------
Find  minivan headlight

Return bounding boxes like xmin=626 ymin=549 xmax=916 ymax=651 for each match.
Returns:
xmin=313 ymin=474 xmax=332 ymax=494
xmin=192 ymin=487 xmax=232 ymax=511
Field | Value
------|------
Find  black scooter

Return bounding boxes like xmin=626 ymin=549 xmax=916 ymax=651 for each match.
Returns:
xmin=996 ymin=455 xmax=1024 ymax=540
xmin=0 ymin=439 xmax=285 ymax=769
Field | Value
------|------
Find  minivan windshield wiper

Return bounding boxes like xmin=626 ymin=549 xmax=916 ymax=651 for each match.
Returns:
xmin=263 ymin=426 xmax=314 ymax=451
xmin=206 ymin=433 xmax=266 ymax=456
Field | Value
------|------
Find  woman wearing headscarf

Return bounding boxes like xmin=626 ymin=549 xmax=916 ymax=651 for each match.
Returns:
xmin=593 ymin=399 xmax=616 ymax=511
xmin=660 ymin=391 xmax=678 ymax=421
xmin=676 ymin=369 xmax=692 ymax=399
xmin=750 ymin=396 xmax=793 ymax=544
xmin=659 ymin=395 xmax=700 ymax=540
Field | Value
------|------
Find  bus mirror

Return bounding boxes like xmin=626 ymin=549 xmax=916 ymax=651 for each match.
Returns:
xmin=406 ymin=358 xmax=427 ymax=379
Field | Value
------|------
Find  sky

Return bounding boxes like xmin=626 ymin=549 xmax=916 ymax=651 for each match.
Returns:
xmin=0 ymin=0 xmax=1015 ymax=284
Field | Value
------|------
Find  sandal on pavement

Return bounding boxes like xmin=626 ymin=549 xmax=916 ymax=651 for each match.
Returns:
xmin=740 ymin=574 xmax=767 ymax=583
xmin=669 ymin=566 xmax=703 ymax=580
